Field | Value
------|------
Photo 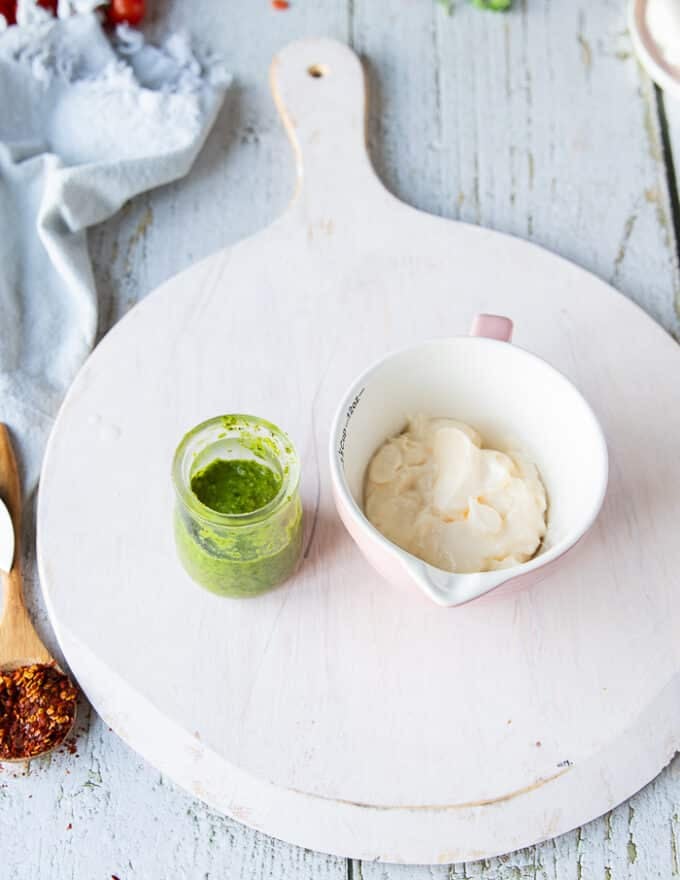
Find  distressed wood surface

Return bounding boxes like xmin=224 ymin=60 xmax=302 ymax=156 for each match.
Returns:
xmin=2 ymin=0 xmax=680 ymax=877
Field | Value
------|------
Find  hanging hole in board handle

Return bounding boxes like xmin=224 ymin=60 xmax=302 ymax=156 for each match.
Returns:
xmin=308 ymin=64 xmax=329 ymax=78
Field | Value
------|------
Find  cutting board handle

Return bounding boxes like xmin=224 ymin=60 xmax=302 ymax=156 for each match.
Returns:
xmin=270 ymin=39 xmax=385 ymax=213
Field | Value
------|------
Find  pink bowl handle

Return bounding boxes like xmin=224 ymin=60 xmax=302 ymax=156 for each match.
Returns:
xmin=470 ymin=314 xmax=514 ymax=342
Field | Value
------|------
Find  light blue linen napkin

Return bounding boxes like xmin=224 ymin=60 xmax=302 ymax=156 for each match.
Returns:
xmin=0 ymin=13 xmax=228 ymax=491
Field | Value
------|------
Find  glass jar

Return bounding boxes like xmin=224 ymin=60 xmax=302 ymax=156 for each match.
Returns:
xmin=172 ymin=415 xmax=303 ymax=598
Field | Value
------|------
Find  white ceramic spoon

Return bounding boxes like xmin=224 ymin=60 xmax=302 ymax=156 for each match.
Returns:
xmin=0 ymin=495 xmax=13 ymax=576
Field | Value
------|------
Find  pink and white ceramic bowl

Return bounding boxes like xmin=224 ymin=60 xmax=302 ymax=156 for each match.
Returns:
xmin=329 ymin=314 xmax=609 ymax=607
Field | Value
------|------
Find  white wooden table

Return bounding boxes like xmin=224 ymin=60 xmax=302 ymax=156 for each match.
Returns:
xmin=4 ymin=1 xmax=680 ymax=876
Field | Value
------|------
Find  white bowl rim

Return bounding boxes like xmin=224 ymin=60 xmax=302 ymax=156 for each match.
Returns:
xmin=628 ymin=0 xmax=680 ymax=100
xmin=328 ymin=335 xmax=609 ymax=596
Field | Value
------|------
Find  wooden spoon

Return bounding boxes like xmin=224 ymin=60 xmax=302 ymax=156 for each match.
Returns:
xmin=0 ymin=424 xmax=77 ymax=760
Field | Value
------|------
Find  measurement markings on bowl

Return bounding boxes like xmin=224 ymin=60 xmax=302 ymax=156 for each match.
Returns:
xmin=337 ymin=387 xmax=365 ymax=466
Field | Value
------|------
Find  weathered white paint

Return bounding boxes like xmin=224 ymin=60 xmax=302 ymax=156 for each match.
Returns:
xmin=36 ymin=27 xmax=680 ymax=867
xmin=2 ymin=0 xmax=680 ymax=876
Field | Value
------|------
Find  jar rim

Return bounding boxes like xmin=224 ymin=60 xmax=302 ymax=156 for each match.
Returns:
xmin=172 ymin=414 xmax=301 ymax=527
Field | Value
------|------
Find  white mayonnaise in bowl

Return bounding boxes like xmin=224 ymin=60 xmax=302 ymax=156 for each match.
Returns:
xmin=329 ymin=315 xmax=608 ymax=607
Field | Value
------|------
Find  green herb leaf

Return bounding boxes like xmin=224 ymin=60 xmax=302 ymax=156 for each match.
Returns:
xmin=471 ymin=0 xmax=512 ymax=10
xmin=436 ymin=0 xmax=455 ymax=14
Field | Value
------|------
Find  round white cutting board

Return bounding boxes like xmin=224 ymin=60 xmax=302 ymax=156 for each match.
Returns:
xmin=38 ymin=39 xmax=680 ymax=864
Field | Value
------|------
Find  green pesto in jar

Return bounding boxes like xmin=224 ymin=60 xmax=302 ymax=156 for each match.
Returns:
xmin=173 ymin=415 xmax=303 ymax=599
xmin=190 ymin=459 xmax=281 ymax=515
xmin=174 ymin=495 xmax=303 ymax=598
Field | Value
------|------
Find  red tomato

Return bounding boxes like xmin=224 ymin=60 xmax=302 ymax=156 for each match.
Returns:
xmin=107 ymin=0 xmax=145 ymax=26
xmin=0 ymin=0 xmax=17 ymax=25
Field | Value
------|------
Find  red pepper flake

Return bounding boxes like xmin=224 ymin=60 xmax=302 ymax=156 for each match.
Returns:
xmin=271 ymin=0 xmax=290 ymax=9
xmin=0 ymin=1 xmax=17 ymax=26
xmin=66 ymin=823 xmax=72 ymax=830
xmin=0 ymin=664 xmax=77 ymax=761
xmin=63 ymin=737 xmax=78 ymax=756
